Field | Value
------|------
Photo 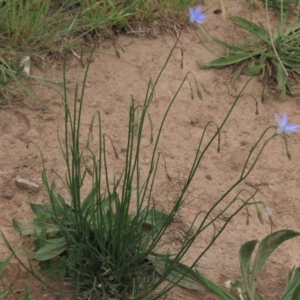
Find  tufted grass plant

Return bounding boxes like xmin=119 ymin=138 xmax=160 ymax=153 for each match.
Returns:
xmin=0 ymin=0 xmax=195 ymax=104
xmin=0 ymin=0 xmax=136 ymax=104
xmin=3 ymin=35 xmax=298 ymax=299
xmin=246 ymin=0 xmax=300 ymax=16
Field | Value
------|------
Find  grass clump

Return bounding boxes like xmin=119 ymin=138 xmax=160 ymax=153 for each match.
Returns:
xmin=0 ymin=0 xmax=195 ymax=104
xmin=0 ymin=0 xmax=135 ymax=103
xmin=247 ymin=0 xmax=300 ymax=15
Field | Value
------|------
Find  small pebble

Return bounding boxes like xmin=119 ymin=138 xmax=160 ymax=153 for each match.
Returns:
xmin=224 ymin=280 xmax=233 ymax=289
xmin=15 ymin=177 xmax=39 ymax=192
xmin=89 ymin=101 xmax=97 ymax=108
xmin=1 ymin=189 xmax=14 ymax=199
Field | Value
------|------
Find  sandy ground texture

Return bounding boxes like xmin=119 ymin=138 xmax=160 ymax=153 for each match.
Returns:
xmin=1 ymin=1 xmax=300 ymax=299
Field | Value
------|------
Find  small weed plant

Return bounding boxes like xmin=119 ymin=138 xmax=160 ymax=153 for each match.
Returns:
xmin=0 ymin=253 xmax=13 ymax=299
xmin=0 ymin=250 xmax=33 ymax=299
xmin=3 ymin=35 xmax=299 ymax=299
xmin=247 ymin=0 xmax=300 ymax=15
xmin=198 ymin=3 xmax=300 ymax=99
xmin=198 ymin=230 xmax=300 ymax=300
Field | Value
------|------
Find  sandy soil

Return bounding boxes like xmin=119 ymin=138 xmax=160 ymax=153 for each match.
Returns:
xmin=1 ymin=1 xmax=300 ymax=299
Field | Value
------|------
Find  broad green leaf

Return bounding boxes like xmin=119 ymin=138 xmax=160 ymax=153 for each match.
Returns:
xmin=252 ymin=230 xmax=300 ymax=285
xmin=212 ymin=36 xmax=246 ymax=52
xmin=276 ymin=64 xmax=288 ymax=99
xmin=232 ymin=61 xmax=247 ymax=85
xmin=198 ymin=53 xmax=253 ymax=69
xmin=42 ymin=181 xmax=60 ymax=203
xmin=291 ymin=283 xmax=300 ymax=300
xmin=150 ymin=255 xmax=234 ymax=299
xmin=30 ymin=203 xmax=75 ymax=227
xmin=194 ymin=269 xmax=235 ymax=300
xmin=279 ymin=267 xmax=300 ymax=300
xmin=143 ymin=209 xmax=171 ymax=232
xmin=231 ymin=16 xmax=270 ymax=44
xmin=82 ymin=192 xmax=119 ymax=225
xmin=0 ymin=290 xmax=9 ymax=299
xmin=30 ymin=203 xmax=65 ymax=218
xmin=239 ymin=239 xmax=257 ymax=293
xmin=245 ymin=63 xmax=265 ymax=76
xmin=148 ymin=255 xmax=203 ymax=291
xmin=291 ymin=68 xmax=300 ymax=75
xmin=273 ymin=17 xmax=287 ymax=40
xmin=284 ymin=20 xmax=300 ymax=37
xmin=264 ymin=51 xmax=277 ymax=59
xmin=26 ymin=238 xmax=67 ymax=261
xmin=98 ymin=192 xmax=118 ymax=212
xmin=13 ymin=219 xmax=62 ymax=235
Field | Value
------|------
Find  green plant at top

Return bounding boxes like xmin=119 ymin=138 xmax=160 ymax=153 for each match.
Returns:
xmin=198 ymin=13 xmax=300 ymax=99
xmin=2 ymin=0 xmax=51 ymax=45
xmin=0 ymin=0 xmax=195 ymax=104
xmin=0 ymin=0 xmax=136 ymax=104
xmin=190 ymin=229 xmax=300 ymax=300
xmin=246 ymin=0 xmax=300 ymax=16
xmin=0 ymin=0 xmax=135 ymax=48
xmin=4 ymin=35 xmax=298 ymax=299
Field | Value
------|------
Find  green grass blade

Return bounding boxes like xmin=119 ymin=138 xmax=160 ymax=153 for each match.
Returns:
xmin=142 ymin=209 xmax=171 ymax=232
xmin=231 ymin=16 xmax=270 ymax=44
xmin=276 ymin=64 xmax=288 ymax=99
xmin=245 ymin=63 xmax=265 ymax=76
xmin=198 ymin=53 xmax=255 ymax=69
xmin=0 ymin=253 xmax=13 ymax=273
xmin=284 ymin=20 xmax=300 ymax=36
xmin=149 ymin=256 xmax=203 ymax=291
xmin=26 ymin=239 xmax=67 ymax=261
xmin=279 ymin=267 xmax=300 ymax=300
xmin=0 ymin=290 xmax=9 ymax=299
xmin=273 ymin=19 xmax=286 ymax=41
xmin=211 ymin=36 xmax=246 ymax=51
xmin=23 ymin=285 xmax=34 ymax=300
xmin=256 ymin=291 xmax=265 ymax=300
xmin=291 ymin=283 xmax=300 ymax=300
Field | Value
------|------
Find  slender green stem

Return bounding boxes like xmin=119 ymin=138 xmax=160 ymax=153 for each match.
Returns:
xmin=265 ymin=0 xmax=288 ymax=76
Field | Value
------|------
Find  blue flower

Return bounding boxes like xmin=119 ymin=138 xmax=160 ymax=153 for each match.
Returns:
xmin=275 ymin=112 xmax=299 ymax=134
xmin=189 ymin=5 xmax=207 ymax=24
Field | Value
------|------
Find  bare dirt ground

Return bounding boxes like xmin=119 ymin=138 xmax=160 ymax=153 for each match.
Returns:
xmin=1 ymin=1 xmax=300 ymax=299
